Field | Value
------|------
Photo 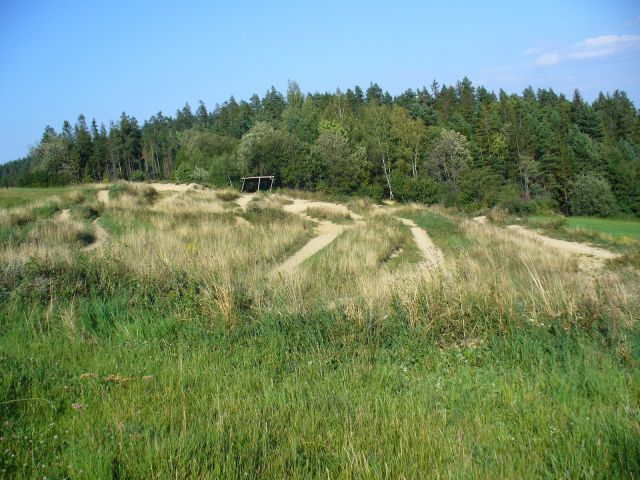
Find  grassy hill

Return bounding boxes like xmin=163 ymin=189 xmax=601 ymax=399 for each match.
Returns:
xmin=1 ymin=184 xmax=638 ymax=478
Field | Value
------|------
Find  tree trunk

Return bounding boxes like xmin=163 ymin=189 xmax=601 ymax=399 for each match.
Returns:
xmin=381 ymin=153 xmax=394 ymax=199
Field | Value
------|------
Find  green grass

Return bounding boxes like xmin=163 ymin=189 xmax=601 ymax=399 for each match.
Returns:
xmin=0 ymin=187 xmax=75 ymax=208
xmin=529 ymin=215 xmax=640 ymax=241
xmin=401 ymin=209 xmax=474 ymax=254
xmin=1 ymin=188 xmax=639 ymax=478
xmin=1 ymin=299 xmax=638 ymax=479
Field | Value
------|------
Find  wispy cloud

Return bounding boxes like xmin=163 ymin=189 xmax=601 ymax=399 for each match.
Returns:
xmin=536 ymin=53 xmax=561 ymax=66
xmin=625 ymin=16 xmax=640 ymax=26
xmin=533 ymin=34 xmax=640 ymax=67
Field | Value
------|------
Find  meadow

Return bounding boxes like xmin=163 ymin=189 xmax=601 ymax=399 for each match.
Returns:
xmin=1 ymin=183 xmax=639 ymax=479
xmin=524 ymin=214 xmax=640 ymax=245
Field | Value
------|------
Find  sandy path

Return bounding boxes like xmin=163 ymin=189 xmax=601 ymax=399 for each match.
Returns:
xmin=276 ymin=221 xmax=345 ymax=271
xmin=236 ymin=193 xmax=255 ymax=211
xmin=235 ymin=216 xmax=253 ymax=227
xmin=396 ymin=218 xmax=444 ymax=269
xmin=58 ymin=209 xmax=71 ymax=221
xmin=97 ymin=190 xmax=109 ymax=204
xmin=83 ymin=218 xmax=107 ymax=251
xmin=275 ymin=198 xmax=357 ymax=271
xmin=506 ymin=225 xmax=619 ymax=260
xmin=282 ymin=199 xmax=363 ymax=221
xmin=147 ymin=182 xmax=200 ymax=192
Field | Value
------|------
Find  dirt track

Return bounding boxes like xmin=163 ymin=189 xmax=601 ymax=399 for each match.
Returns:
xmin=58 ymin=209 xmax=71 ymax=221
xmin=282 ymin=199 xmax=363 ymax=221
xmin=396 ymin=217 xmax=443 ymax=269
xmin=276 ymin=220 xmax=345 ymax=271
xmin=97 ymin=190 xmax=109 ymax=204
xmin=236 ymin=193 xmax=255 ymax=211
xmin=83 ymin=218 xmax=107 ymax=251
xmin=275 ymin=198 xmax=353 ymax=271
xmin=506 ymin=225 xmax=619 ymax=260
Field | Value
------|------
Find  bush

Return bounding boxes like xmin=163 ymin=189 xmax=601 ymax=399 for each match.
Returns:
xmin=174 ymin=164 xmax=192 ymax=184
xmin=401 ymin=177 xmax=439 ymax=204
xmin=498 ymin=185 xmax=535 ymax=215
xmin=569 ymin=173 xmax=617 ymax=217
xmin=191 ymin=167 xmax=211 ymax=184
xmin=215 ymin=189 xmax=241 ymax=202
xmin=131 ymin=170 xmax=145 ymax=182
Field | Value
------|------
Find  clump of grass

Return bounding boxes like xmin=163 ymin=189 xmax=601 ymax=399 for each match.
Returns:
xmin=66 ymin=190 xmax=86 ymax=204
xmin=6 ymin=207 xmax=34 ymax=226
xmin=608 ymin=250 xmax=640 ymax=269
xmin=108 ymin=182 xmax=158 ymax=210
xmin=70 ymin=202 xmax=102 ymax=221
xmin=305 ymin=206 xmax=352 ymax=223
xmin=261 ymin=193 xmax=293 ymax=207
xmin=109 ymin=181 xmax=158 ymax=203
xmin=347 ymin=197 xmax=376 ymax=215
xmin=244 ymin=201 xmax=289 ymax=223
xmin=27 ymin=219 xmax=95 ymax=247
xmin=487 ymin=206 xmax=509 ymax=224
xmin=155 ymin=190 xmax=226 ymax=217
xmin=215 ymin=189 xmax=241 ymax=201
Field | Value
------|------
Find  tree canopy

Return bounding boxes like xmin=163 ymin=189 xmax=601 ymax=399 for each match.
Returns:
xmin=2 ymin=79 xmax=639 ymax=216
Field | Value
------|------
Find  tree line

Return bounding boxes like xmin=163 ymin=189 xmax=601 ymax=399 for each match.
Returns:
xmin=2 ymin=78 xmax=639 ymax=216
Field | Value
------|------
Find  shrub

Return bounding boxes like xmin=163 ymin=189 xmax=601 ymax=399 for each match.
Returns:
xmin=131 ymin=170 xmax=145 ymax=182
xmin=498 ymin=185 xmax=535 ymax=215
xmin=174 ymin=164 xmax=192 ymax=184
xmin=191 ymin=167 xmax=211 ymax=184
xmin=215 ymin=189 xmax=241 ymax=202
xmin=569 ymin=173 xmax=617 ymax=217
xmin=401 ymin=177 xmax=439 ymax=204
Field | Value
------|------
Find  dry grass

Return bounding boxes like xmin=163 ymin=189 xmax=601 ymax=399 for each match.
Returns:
xmin=1 ymin=185 xmax=639 ymax=479
xmin=305 ymin=205 xmax=352 ymax=223
xmin=154 ymin=190 xmax=226 ymax=215
xmin=215 ymin=189 xmax=241 ymax=202
xmin=2 ymin=184 xmax=635 ymax=340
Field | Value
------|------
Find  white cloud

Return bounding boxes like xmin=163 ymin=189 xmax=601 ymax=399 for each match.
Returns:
xmin=536 ymin=53 xmax=560 ymax=66
xmin=578 ymin=34 xmax=640 ymax=48
xmin=568 ymin=48 xmax=615 ymax=60
xmin=523 ymin=47 xmax=541 ymax=56
xmin=532 ymin=34 xmax=640 ymax=67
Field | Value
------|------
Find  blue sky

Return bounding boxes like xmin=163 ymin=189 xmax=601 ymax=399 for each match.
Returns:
xmin=1 ymin=0 xmax=639 ymax=163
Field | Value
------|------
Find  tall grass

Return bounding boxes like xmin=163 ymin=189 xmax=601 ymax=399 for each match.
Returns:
xmin=0 ymin=184 xmax=638 ymax=478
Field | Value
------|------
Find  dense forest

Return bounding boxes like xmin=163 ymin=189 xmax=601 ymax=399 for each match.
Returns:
xmin=2 ymin=79 xmax=639 ymax=216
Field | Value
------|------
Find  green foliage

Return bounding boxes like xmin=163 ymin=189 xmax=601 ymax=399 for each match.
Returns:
xmin=190 ymin=166 xmax=211 ymax=184
xmin=394 ymin=175 xmax=440 ymax=203
xmin=2 ymin=80 xmax=640 ymax=218
xmin=173 ymin=164 xmax=192 ymax=184
xmin=569 ymin=173 xmax=617 ymax=216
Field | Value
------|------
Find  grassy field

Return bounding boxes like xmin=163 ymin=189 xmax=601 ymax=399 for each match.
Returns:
xmin=1 ymin=185 xmax=639 ymax=478
xmin=529 ymin=215 xmax=640 ymax=241
xmin=0 ymin=186 xmax=76 ymax=208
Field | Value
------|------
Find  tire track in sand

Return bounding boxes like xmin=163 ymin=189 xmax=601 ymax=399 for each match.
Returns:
xmin=275 ymin=198 xmax=360 ymax=272
xmin=82 ymin=218 xmax=108 ymax=251
xmin=506 ymin=224 xmax=619 ymax=260
xmin=396 ymin=217 xmax=443 ymax=270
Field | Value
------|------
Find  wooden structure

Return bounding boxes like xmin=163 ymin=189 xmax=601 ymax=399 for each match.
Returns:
xmin=240 ymin=176 xmax=275 ymax=192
